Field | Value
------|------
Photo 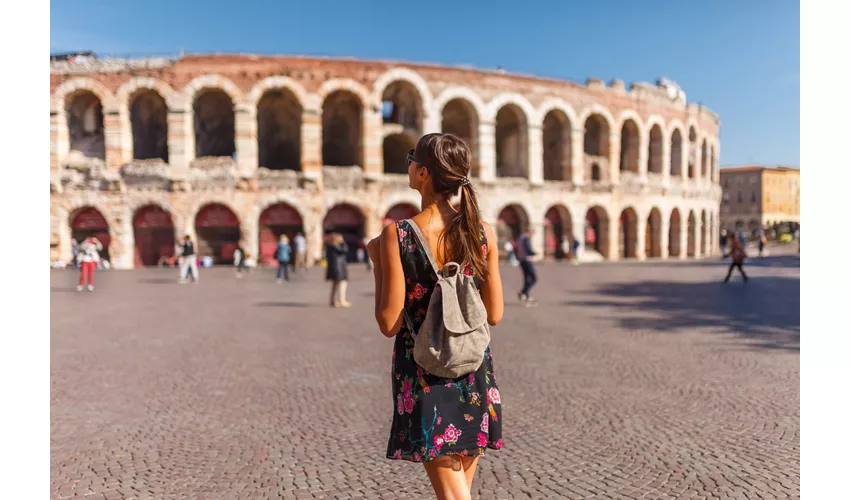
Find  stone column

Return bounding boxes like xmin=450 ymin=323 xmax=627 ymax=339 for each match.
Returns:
xmin=638 ymin=132 xmax=649 ymax=184
xmin=608 ymin=213 xmax=620 ymax=261
xmin=478 ymin=121 xmax=496 ymax=182
xmin=167 ymin=109 xmax=193 ymax=176
xmin=301 ymin=109 xmax=323 ymax=180
xmin=423 ymin=107 xmax=439 ymax=135
xmin=679 ymin=217 xmax=688 ymax=260
xmin=362 ymin=106 xmax=383 ymax=177
xmin=570 ymin=127 xmax=584 ymax=186
xmin=241 ymin=217 xmax=259 ymax=265
xmin=694 ymin=216 xmax=702 ymax=258
xmin=51 ymin=112 xmax=68 ymax=173
xmin=660 ymin=214 xmax=670 ymax=259
xmin=112 ymin=207 xmax=135 ymax=270
xmin=116 ymin=107 xmax=133 ymax=166
xmin=609 ymin=131 xmax=621 ymax=185
xmin=661 ymin=133 xmax=671 ymax=187
xmin=635 ymin=214 xmax=647 ymax=260
xmin=528 ymin=123 xmax=544 ymax=185
xmin=235 ymin=104 xmax=258 ymax=177
xmin=530 ymin=218 xmax=546 ymax=261
xmin=103 ymin=107 xmax=124 ymax=170
xmin=305 ymin=212 xmax=324 ymax=267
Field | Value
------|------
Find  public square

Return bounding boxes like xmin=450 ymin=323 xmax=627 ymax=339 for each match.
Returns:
xmin=51 ymin=252 xmax=800 ymax=500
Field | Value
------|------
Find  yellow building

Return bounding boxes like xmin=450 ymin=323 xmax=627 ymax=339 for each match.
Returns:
xmin=719 ymin=165 xmax=800 ymax=236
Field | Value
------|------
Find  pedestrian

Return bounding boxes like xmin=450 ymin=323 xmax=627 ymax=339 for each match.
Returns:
xmin=233 ymin=245 xmax=247 ymax=278
xmin=293 ymin=232 xmax=307 ymax=272
xmin=504 ymin=239 xmax=518 ymax=267
xmin=178 ymin=235 xmax=199 ymax=284
xmin=719 ymin=229 xmax=728 ymax=258
xmin=366 ymin=133 xmax=504 ymax=498
xmin=325 ymin=233 xmax=350 ymax=307
xmin=724 ymin=233 xmax=749 ymax=283
xmin=515 ymin=228 xmax=538 ymax=305
xmin=275 ymin=234 xmax=292 ymax=283
xmin=758 ymin=231 xmax=767 ymax=258
xmin=76 ymin=236 xmax=102 ymax=291
xmin=71 ymin=238 xmax=79 ymax=269
xmin=572 ymin=237 xmax=581 ymax=265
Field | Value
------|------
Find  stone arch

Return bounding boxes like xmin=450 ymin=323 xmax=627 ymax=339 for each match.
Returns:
xmin=373 ymin=68 xmax=433 ymax=122
xmin=496 ymin=204 xmax=530 ymax=255
xmin=115 ymin=77 xmax=176 ymax=107
xmin=582 ymin=112 xmax=612 ymax=158
xmin=646 ymin=207 xmax=662 ymax=258
xmin=322 ymin=89 xmax=363 ymax=167
xmin=193 ymin=88 xmax=235 ymax=158
xmin=245 ymin=76 xmax=313 ymax=111
xmin=542 ymin=109 xmax=572 ymax=181
xmin=619 ymin=119 xmax=641 ymax=173
xmin=258 ymin=201 xmax=305 ymax=265
xmin=317 ymin=78 xmax=372 ymax=105
xmin=181 ymin=74 xmax=243 ymax=111
xmin=536 ymin=99 xmax=579 ymax=132
xmin=670 ymin=128 xmax=683 ymax=177
xmin=484 ymin=93 xmax=536 ymax=124
xmin=129 ymin=88 xmax=168 ymax=161
xmin=132 ymin=204 xmax=175 ymax=267
xmin=687 ymin=210 xmax=697 ymax=256
xmin=64 ymin=90 xmax=105 ymax=160
xmin=257 ymin=87 xmax=303 ymax=170
xmin=194 ymin=202 xmax=242 ymax=264
xmin=380 ymin=79 xmax=424 ymax=136
xmin=669 ymin=208 xmax=682 ymax=257
xmin=618 ymin=207 xmax=639 ymax=258
xmin=383 ymin=133 xmax=417 ymax=175
xmin=495 ymin=104 xmax=529 ymax=178
xmin=383 ymin=203 xmax=420 ymax=224
xmin=69 ymin=206 xmax=112 ymax=262
xmin=648 ymin=124 xmax=664 ymax=174
xmin=52 ymin=77 xmax=116 ymax=114
xmin=585 ymin=206 xmax=610 ymax=258
xmin=441 ymin=98 xmax=480 ymax=176
xmin=544 ymin=204 xmax=573 ymax=259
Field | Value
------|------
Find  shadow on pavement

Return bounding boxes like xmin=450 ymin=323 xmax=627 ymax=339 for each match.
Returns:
xmin=254 ymin=301 xmax=313 ymax=308
xmin=571 ymin=276 xmax=800 ymax=351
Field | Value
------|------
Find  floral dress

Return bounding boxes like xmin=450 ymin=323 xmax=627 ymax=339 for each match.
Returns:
xmin=386 ymin=220 xmax=503 ymax=463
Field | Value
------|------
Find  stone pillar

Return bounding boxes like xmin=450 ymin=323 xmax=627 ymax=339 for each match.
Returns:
xmin=235 ymin=104 xmax=258 ymax=176
xmin=571 ymin=208 xmax=586 ymax=258
xmin=635 ymin=214 xmax=647 ymax=260
xmin=117 ymin=107 xmax=133 ymax=166
xmin=168 ymin=109 xmax=192 ymax=176
xmin=609 ymin=131 xmax=621 ymax=185
xmin=363 ymin=107 xmax=383 ymax=177
xmin=694 ymin=217 xmax=702 ymax=258
xmin=530 ymin=218 xmax=546 ymax=260
xmin=571 ymin=127 xmax=584 ymax=186
xmin=608 ymin=213 xmax=620 ymax=261
xmin=528 ymin=123 xmax=544 ymax=185
xmin=478 ymin=121 xmax=496 ymax=182
xmin=113 ymin=207 xmax=134 ymax=270
xmin=678 ymin=218 xmax=688 ymax=260
xmin=661 ymin=133 xmax=671 ymax=186
xmin=305 ymin=212 xmax=325 ymax=267
xmin=51 ymin=112 xmax=68 ymax=172
xmin=638 ymin=132 xmax=649 ymax=184
xmin=301 ymin=109 xmax=323 ymax=180
xmin=660 ymin=214 xmax=670 ymax=259
xmin=423 ymin=107 xmax=440 ymax=135
xmin=103 ymin=108 xmax=124 ymax=170
xmin=241 ymin=217 xmax=259 ymax=265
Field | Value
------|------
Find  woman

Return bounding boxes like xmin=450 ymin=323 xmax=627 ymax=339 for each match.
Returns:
xmin=367 ymin=133 xmax=504 ymax=500
xmin=724 ymin=233 xmax=749 ymax=283
xmin=76 ymin=236 xmax=102 ymax=292
xmin=276 ymin=234 xmax=292 ymax=283
xmin=325 ymin=233 xmax=351 ymax=307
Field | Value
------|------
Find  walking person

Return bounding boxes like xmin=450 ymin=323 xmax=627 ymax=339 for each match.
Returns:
xmin=325 ymin=233 xmax=350 ymax=307
xmin=76 ymin=236 xmax=102 ymax=291
xmin=719 ymin=229 xmax=728 ymax=258
xmin=275 ymin=234 xmax=292 ymax=283
xmin=71 ymin=238 xmax=79 ymax=269
xmin=724 ymin=233 xmax=749 ymax=283
xmin=572 ymin=237 xmax=581 ymax=265
xmin=515 ymin=228 xmax=538 ymax=305
xmin=178 ymin=235 xmax=199 ymax=284
xmin=758 ymin=231 xmax=767 ymax=258
xmin=367 ymin=133 xmax=504 ymax=499
xmin=293 ymin=232 xmax=307 ymax=272
xmin=233 ymin=244 xmax=248 ymax=278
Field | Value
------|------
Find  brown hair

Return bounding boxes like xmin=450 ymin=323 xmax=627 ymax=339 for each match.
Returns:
xmin=414 ymin=133 xmax=487 ymax=279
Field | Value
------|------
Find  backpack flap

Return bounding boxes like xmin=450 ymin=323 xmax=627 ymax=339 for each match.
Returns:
xmin=437 ymin=263 xmax=488 ymax=334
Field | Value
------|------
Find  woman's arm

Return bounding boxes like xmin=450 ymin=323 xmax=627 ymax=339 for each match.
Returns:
xmin=375 ymin=223 xmax=406 ymax=337
xmin=478 ymin=222 xmax=504 ymax=326
xmin=367 ymin=236 xmax=383 ymax=317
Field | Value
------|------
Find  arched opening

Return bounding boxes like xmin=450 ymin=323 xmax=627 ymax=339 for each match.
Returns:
xmin=323 ymin=204 xmax=366 ymax=262
xmin=542 ymin=110 xmax=571 ymax=181
xmin=584 ymin=114 xmax=610 ymax=182
xmin=382 ymin=81 xmax=423 ymax=135
xmin=495 ymin=104 xmax=528 ymax=178
xmin=496 ymin=205 xmax=529 ymax=257
xmin=585 ymin=206 xmax=610 ymax=258
xmin=687 ymin=210 xmax=697 ymax=257
xmin=70 ymin=207 xmax=110 ymax=262
xmin=544 ymin=205 xmax=573 ymax=259
xmin=646 ymin=208 xmax=662 ymax=258
xmin=619 ymin=120 xmax=640 ymax=173
xmin=259 ymin=203 xmax=304 ymax=266
xmin=701 ymin=210 xmax=709 ymax=255
xmin=618 ymin=207 xmax=638 ymax=259
xmin=709 ymin=146 xmax=717 ymax=182
xmin=669 ymin=209 xmax=682 ymax=257
xmin=670 ymin=129 xmax=683 ymax=177
xmin=648 ymin=125 xmax=663 ymax=174
xmin=591 ymin=163 xmax=602 ymax=181
xmin=687 ymin=127 xmax=698 ymax=179
xmin=382 ymin=133 xmax=417 ymax=175
xmin=193 ymin=89 xmax=235 ymax=158
xmin=130 ymin=89 xmax=168 ymax=162
xmin=322 ymin=90 xmax=363 ymax=167
xmin=133 ymin=205 xmax=175 ymax=267
xmin=441 ymin=99 xmax=479 ymax=176
xmin=383 ymin=203 xmax=420 ymax=225
xmin=195 ymin=204 xmax=241 ymax=264
xmin=700 ymin=140 xmax=708 ymax=181
xmin=258 ymin=89 xmax=302 ymax=171
xmin=66 ymin=91 xmax=105 ymax=159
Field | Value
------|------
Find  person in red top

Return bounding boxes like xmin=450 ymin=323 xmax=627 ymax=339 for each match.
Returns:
xmin=76 ymin=236 xmax=102 ymax=291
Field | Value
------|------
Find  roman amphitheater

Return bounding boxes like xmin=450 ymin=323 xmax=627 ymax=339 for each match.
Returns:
xmin=50 ymin=54 xmax=721 ymax=269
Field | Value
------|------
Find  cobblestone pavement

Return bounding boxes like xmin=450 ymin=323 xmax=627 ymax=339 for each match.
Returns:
xmin=51 ymin=253 xmax=799 ymax=500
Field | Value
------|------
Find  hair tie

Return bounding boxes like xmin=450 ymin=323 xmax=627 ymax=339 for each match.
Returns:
xmin=461 ymin=176 xmax=470 ymax=187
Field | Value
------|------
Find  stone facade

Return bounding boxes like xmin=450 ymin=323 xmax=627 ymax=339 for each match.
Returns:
xmin=50 ymin=54 xmax=722 ymax=269
xmin=719 ymin=166 xmax=800 ymax=235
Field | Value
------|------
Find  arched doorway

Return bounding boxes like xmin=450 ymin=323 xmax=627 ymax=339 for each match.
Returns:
xmin=130 ymin=89 xmax=168 ymax=161
xmin=542 ymin=110 xmax=571 ymax=181
xmin=133 ymin=205 xmax=175 ymax=267
xmin=323 ymin=90 xmax=363 ymax=166
xmin=669 ymin=209 xmax=682 ymax=257
xmin=619 ymin=120 xmax=640 ymax=173
xmin=193 ymin=89 xmax=236 ymax=159
xmin=70 ymin=207 xmax=110 ymax=261
xmin=701 ymin=210 xmax=709 ymax=256
xmin=441 ymin=99 xmax=479 ymax=176
xmin=195 ymin=204 xmax=241 ymax=264
xmin=646 ymin=208 xmax=662 ymax=258
xmin=383 ymin=203 xmax=419 ymax=225
xmin=648 ymin=125 xmax=663 ymax=174
xmin=687 ymin=210 xmax=697 ymax=257
xmin=585 ymin=206 xmax=610 ymax=258
xmin=618 ymin=207 xmax=638 ymax=259
xmin=495 ymin=105 xmax=529 ymax=178
xmin=258 ymin=203 xmax=303 ymax=265
xmin=544 ymin=205 xmax=572 ymax=259
xmin=66 ymin=91 xmax=105 ymax=160
xmin=324 ymin=204 xmax=366 ymax=262
xmin=257 ymin=88 xmax=302 ymax=171
xmin=496 ymin=205 xmax=529 ymax=258
xmin=670 ymin=129 xmax=683 ymax=177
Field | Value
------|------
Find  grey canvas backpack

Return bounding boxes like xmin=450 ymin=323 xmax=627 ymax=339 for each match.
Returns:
xmin=402 ymin=219 xmax=491 ymax=379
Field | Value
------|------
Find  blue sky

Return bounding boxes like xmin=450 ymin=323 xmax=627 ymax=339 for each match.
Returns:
xmin=50 ymin=0 xmax=799 ymax=167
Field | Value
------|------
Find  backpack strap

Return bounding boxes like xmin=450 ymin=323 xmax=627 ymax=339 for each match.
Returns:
xmin=404 ymin=219 xmax=440 ymax=275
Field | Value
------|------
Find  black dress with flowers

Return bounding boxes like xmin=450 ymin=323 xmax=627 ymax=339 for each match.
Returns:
xmin=386 ymin=220 xmax=503 ymax=463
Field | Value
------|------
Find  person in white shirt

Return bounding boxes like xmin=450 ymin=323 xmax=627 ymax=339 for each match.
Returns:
xmin=76 ymin=236 xmax=102 ymax=291
xmin=293 ymin=232 xmax=307 ymax=271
